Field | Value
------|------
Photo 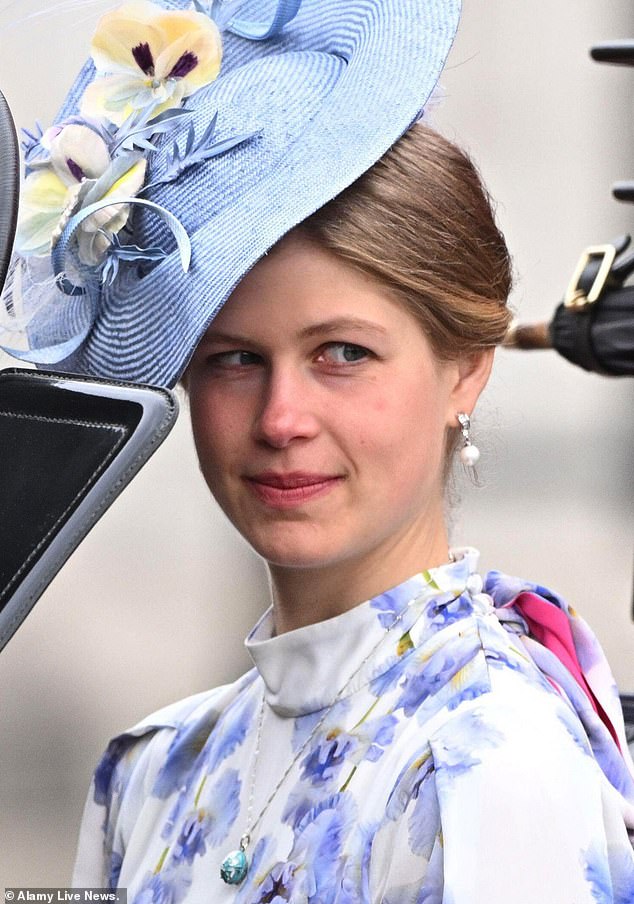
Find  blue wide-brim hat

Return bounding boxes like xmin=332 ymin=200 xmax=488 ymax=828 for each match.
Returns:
xmin=4 ymin=0 xmax=461 ymax=388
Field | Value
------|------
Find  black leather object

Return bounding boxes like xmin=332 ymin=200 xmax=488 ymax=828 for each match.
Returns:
xmin=0 ymin=369 xmax=178 ymax=651
xmin=0 ymin=89 xmax=179 ymax=652
xmin=549 ymin=236 xmax=634 ymax=376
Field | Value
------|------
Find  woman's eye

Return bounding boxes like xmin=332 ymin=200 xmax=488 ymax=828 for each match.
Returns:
xmin=319 ymin=342 xmax=372 ymax=365
xmin=207 ymin=350 xmax=261 ymax=368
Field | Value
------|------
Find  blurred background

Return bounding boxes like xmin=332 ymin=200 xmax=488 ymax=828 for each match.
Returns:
xmin=0 ymin=0 xmax=632 ymax=886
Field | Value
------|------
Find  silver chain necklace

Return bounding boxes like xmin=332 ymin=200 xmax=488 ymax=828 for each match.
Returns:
xmin=219 ymin=596 xmax=423 ymax=885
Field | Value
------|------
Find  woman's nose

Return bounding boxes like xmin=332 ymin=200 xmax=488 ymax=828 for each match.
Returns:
xmin=253 ymin=367 xmax=320 ymax=449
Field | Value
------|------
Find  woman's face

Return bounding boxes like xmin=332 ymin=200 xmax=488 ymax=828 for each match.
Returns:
xmin=187 ymin=233 xmax=488 ymax=579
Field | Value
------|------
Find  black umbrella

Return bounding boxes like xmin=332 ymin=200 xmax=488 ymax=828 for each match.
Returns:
xmin=505 ymin=39 xmax=634 ymax=377
xmin=0 ymin=88 xmax=19 ymax=298
xmin=505 ymin=235 xmax=634 ymax=376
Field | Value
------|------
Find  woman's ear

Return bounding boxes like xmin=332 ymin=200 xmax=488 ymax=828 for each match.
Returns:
xmin=446 ymin=348 xmax=495 ymax=424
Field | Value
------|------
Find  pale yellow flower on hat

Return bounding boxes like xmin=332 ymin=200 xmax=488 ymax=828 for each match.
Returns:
xmin=16 ymin=170 xmax=71 ymax=258
xmin=80 ymin=0 xmax=223 ymax=126
xmin=16 ymin=124 xmax=112 ymax=257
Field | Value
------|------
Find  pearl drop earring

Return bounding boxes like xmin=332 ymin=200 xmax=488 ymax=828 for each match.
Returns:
xmin=457 ymin=412 xmax=480 ymax=467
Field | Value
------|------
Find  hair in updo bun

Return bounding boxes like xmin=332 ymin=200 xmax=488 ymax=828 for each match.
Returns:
xmin=299 ymin=123 xmax=513 ymax=361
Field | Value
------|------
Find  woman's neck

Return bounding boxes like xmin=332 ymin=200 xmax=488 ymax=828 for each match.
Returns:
xmin=268 ymin=521 xmax=450 ymax=635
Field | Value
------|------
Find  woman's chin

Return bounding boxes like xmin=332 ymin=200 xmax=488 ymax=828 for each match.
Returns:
xmin=246 ymin=528 xmax=346 ymax=572
xmin=253 ymin=543 xmax=337 ymax=572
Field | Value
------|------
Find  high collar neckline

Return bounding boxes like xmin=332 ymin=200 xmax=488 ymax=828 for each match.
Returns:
xmin=245 ymin=548 xmax=481 ymax=716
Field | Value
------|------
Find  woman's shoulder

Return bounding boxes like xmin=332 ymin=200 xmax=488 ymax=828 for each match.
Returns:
xmin=93 ymin=669 xmax=259 ymax=812
xmin=120 ymin=667 xmax=258 ymax=737
xmin=127 ymin=673 xmax=256 ymax=736
xmin=73 ymin=668 xmax=260 ymax=886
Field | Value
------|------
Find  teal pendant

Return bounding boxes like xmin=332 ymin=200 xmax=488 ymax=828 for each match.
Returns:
xmin=220 ymin=848 xmax=249 ymax=885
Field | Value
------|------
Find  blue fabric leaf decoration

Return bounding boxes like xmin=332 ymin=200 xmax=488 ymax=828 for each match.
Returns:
xmin=111 ymin=107 xmax=193 ymax=155
xmin=143 ymin=114 xmax=260 ymax=191
xmin=21 ymin=122 xmax=46 ymax=168
xmin=101 ymin=237 xmax=168 ymax=286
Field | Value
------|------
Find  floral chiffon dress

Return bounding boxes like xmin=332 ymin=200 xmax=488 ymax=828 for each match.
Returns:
xmin=72 ymin=549 xmax=634 ymax=902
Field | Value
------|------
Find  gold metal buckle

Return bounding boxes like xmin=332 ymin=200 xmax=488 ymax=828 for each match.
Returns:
xmin=564 ymin=243 xmax=616 ymax=310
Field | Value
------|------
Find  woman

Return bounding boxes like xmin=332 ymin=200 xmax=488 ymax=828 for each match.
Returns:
xmin=2 ymin=0 xmax=634 ymax=900
xmin=68 ymin=121 xmax=634 ymax=901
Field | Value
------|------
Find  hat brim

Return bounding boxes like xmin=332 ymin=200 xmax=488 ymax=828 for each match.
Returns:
xmin=54 ymin=0 xmax=461 ymax=386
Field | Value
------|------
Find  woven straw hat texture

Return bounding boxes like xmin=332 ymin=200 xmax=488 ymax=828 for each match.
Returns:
xmin=47 ymin=0 xmax=461 ymax=386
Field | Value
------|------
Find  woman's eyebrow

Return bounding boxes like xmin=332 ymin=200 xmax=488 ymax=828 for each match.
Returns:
xmin=298 ymin=317 xmax=389 ymax=339
xmin=198 ymin=330 xmax=256 ymax=347
xmin=200 ymin=318 xmax=389 ymax=346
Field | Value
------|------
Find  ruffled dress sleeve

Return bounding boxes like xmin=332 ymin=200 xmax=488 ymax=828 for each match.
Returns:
xmin=371 ymin=667 xmax=634 ymax=904
xmin=72 ymin=729 xmax=166 ymax=887
xmin=71 ymin=687 xmax=229 ymax=888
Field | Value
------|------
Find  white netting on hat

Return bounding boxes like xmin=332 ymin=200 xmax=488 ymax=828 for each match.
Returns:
xmin=0 ymin=252 xmax=100 ymax=363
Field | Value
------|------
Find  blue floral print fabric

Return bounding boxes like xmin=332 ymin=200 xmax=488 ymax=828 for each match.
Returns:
xmin=72 ymin=549 xmax=634 ymax=902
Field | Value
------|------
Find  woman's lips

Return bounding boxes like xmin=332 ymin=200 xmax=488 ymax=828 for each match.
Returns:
xmin=244 ymin=472 xmax=344 ymax=508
